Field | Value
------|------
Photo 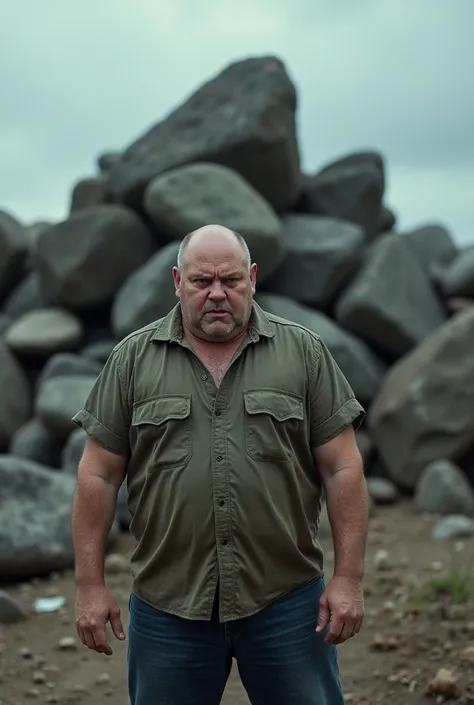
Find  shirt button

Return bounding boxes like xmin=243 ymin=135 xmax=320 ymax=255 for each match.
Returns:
xmin=221 ymin=539 xmax=228 ymax=546
xmin=218 ymin=500 xmax=225 ymax=507
xmin=216 ymin=455 xmax=223 ymax=462
xmin=201 ymin=373 xmax=208 ymax=381
xmin=215 ymin=409 xmax=221 ymax=416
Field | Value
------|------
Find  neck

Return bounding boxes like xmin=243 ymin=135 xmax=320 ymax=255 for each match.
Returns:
xmin=183 ymin=323 xmax=249 ymax=349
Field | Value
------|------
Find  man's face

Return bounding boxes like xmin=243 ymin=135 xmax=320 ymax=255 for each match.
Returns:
xmin=172 ymin=231 xmax=257 ymax=342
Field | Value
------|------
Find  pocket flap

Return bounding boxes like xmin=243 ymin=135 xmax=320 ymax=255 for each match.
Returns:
xmin=132 ymin=395 xmax=191 ymax=426
xmin=243 ymin=389 xmax=304 ymax=422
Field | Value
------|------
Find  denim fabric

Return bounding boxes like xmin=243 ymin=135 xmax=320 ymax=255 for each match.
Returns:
xmin=128 ymin=577 xmax=345 ymax=705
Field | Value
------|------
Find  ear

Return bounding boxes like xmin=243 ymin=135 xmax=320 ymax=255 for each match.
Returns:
xmin=250 ymin=263 xmax=257 ymax=295
xmin=172 ymin=266 xmax=181 ymax=297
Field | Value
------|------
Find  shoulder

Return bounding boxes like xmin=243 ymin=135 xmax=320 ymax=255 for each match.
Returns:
xmin=111 ymin=318 xmax=166 ymax=359
xmin=263 ymin=311 xmax=324 ymax=357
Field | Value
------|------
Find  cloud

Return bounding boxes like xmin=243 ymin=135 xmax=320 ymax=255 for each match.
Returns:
xmin=0 ymin=0 xmax=472 ymax=245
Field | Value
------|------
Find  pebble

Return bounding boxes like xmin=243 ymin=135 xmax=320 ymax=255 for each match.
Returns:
xmin=432 ymin=515 xmax=474 ymax=540
xmin=0 ymin=591 xmax=28 ymax=624
xmin=32 ymin=670 xmax=46 ymax=684
xmin=373 ymin=549 xmax=392 ymax=571
xmin=104 ymin=553 xmax=129 ymax=574
xmin=57 ymin=636 xmax=77 ymax=651
xmin=96 ymin=672 xmax=111 ymax=685
xmin=426 ymin=668 xmax=460 ymax=698
xmin=366 ymin=478 xmax=399 ymax=505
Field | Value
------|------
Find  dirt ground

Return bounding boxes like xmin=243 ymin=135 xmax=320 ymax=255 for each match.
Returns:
xmin=1 ymin=501 xmax=474 ymax=705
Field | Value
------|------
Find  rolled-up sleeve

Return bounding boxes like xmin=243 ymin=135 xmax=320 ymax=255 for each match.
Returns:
xmin=308 ymin=336 xmax=365 ymax=448
xmin=72 ymin=348 xmax=131 ymax=456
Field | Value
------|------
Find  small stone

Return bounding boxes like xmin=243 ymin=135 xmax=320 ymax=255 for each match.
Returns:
xmin=432 ymin=515 xmax=474 ymax=540
xmin=371 ymin=633 xmax=399 ymax=651
xmin=32 ymin=670 xmax=46 ymax=684
xmin=20 ymin=646 xmax=33 ymax=659
xmin=459 ymin=646 xmax=474 ymax=664
xmin=431 ymin=561 xmax=444 ymax=571
xmin=96 ymin=673 xmax=111 ymax=685
xmin=0 ymin=590 xmax=28 ymax=624
xmin=366 ymin=477 xmax=399 ymax=505
xmin=373 ymin=549 xmax=392 ymax=571
xmin=57 ymin=636 xmax=77 ymax=651
xmin=104 ymin=553 xmax=129 ymax=574
xmin=426 ymin=668 xmax=460 ymax=698
xmin=25 ymin=688 xmax=40 ymax=698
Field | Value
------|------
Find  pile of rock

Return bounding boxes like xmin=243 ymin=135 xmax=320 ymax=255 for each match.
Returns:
xmin=1 ymin=55 xmax=473 ymax=581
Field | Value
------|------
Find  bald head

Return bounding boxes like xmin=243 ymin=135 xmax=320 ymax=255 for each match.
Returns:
xmin=172 ymin=224 xmax=257 ymax=343
xmin=176 ymin=225 xmax=251 ymax=272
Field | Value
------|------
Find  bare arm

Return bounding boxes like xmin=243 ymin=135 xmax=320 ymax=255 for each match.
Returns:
xmin=71 ymin=438 xmax=127 ymax=588
xmin=313 ymin=425 xmax=368 ymax=581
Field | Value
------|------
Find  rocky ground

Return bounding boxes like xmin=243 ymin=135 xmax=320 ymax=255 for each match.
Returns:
xmin=1 ymin=501 xmax=474 ymax=705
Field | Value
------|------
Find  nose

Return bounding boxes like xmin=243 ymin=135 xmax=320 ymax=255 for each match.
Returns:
xmin=208 ymin=281 xmax=226 ymax=301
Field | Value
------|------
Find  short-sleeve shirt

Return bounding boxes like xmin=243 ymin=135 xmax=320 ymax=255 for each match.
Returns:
xmin=72 ymin=301 xmax=365 ymax=621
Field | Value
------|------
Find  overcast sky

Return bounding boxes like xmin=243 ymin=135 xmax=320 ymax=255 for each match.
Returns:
xmin=1 ymin=0 xmax=473 ymax=245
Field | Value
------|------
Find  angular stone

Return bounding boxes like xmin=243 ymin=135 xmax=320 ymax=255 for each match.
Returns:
xmin=0 ymin=590 xmax=28 ymax=624
xmin=0 ymin=210 xmax=30 ymax=301
xmin=70 ymin=176 xmax=106 ymax=212
xmin=5 ymin=308 xmax=84 ymax=356
xmin=366 ymin=477 xmax=400 ymax=505
xmin=1 ymin=272 xmax=46 ymax=320
xmin=302 ymin=158 xmax=384 ymax=238
xmin=61 ymin=427 xmax=87 ymax=475
xmin=335 ymin=233 xmax=447 ymax=358
xmin=0 ymin=340 xmax=32 ymax=449
xmin=0 ymin=455 xmax=118 ymax=579
xmin=9 ymin=417 xmax=63 ymax=468
xmin=35 ymin=375 xmax=98 ymax=440
xmin=442 ymin=246 xmax=474 ymax=299
xmin=143 ymin=163 xmax=284 ymax=281
xmin=106 ymin=56 xmax=301 ymax=212
xmin=368 ymin=308 xmax=474 ymax=489
xmin=34 ymin=205 xmax=157 ymax=310
xmin=256 ymin=293 xmax=386 ymax=405
xmin=36 ymin=352 xmax=102 ymax=390
xmin=402 ymin=224 xmax=458 ymax=279
xmin=414 ymin=459 xmax=474 ymax=516
xmin=432 ymin=515 xmax=474 ymax=540
xmin=112 ymin=242 xmax=179 ymax=339
xmin=261 ymin=214 xmax=364 ymax=307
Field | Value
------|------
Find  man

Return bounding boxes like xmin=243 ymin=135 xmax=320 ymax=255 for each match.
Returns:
xmin=71 ymin=224 xmax=368 ymax=705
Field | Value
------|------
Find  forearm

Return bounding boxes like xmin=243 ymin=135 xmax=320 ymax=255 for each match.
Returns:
xmin=71 ymin=474 xmax=118 ymax=587
xmin=323 ymin=465 xmax=368 ymax=580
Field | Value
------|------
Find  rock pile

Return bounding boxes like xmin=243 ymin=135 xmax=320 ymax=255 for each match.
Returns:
xmin=1 ymin=54 xmax=474 ymax=582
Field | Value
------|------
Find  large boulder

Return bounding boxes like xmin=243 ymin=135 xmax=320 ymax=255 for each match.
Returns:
xmin=335 ymin=233 xmax=447 ymax=358
xmin=0 ymin=455 xmax=118 ymax=579
xmin=35 ymin=375 xmax=98 ymax=441
xmin=441 ymin=246 xmax=474 ymax=299
xmin=112 ymin=242 xmax=179 ymax=338
xmin=401 ymin=224 xmax=458 ymax=280
xmin=143 ymin=163 xmax=284 ymax=281
xmin=0 ymin=210 xmax=30 ymax=302
xmin=368 ymin=308 xmax=474 ymax=489
xmin=299 ymin=152 xmax=384 ymax=238
xmin=34 ymin=205 xmax=157 ymax=310
xmin=4 ymin=308 xmax=84 ymax=357
xmin=261 ymin=214 xmax=364 ymax=308
xmin=0 ymin=341 xmax=32 ymax=449
xmin=256 ymin=293 xmax=386 ymax=405
xmin=106 ymin=56 xmax=301 ymax=212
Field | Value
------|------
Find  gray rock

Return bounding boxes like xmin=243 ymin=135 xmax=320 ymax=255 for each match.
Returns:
xmin=368 ymin=308 xmax=474 ymax=489
xmin=61 ymin=427 xmax=87 ymax=474
xmin=80 ymin=340 xmax=117 ymax=365
xmin=5 ymin=308 xmax=84 ymax=356
xmin=106 ymin=56 xmax=301 ymax=212
xmin=0 ymin=210 xmax=30 ymax=302
xmin=335 ymin=233 xmax=447 ymax=358
xmin=442 ymin=246 xmax=474 ymax=299
xmin=378 ymin=205 xmax=396 ymax=234
xmin=35 ymin=375 xmax=97 ymax=440
xmin=0 ymin=455 xmax=118 ymax=579
xmin=36 ymin=352 xmax=102 ymax=389
xmin=112 ymin=242 xmax=179 ymax=338
xmin=97 ymin=151 xmax=121 ymax=172
xmin=9 ymin=418 xmax=63 ymax=468
xmin=1 ymin=271 xmax=46 ymax=320
xmin=34 ymin=205 xmax=157 ymax=310
xmin=0 ymin=340 xmax=32 ymax=449
xmin=366 ymin=477 xmax=400 ymax=505
xmin=317 ymin=151 xmax=386 ymax=192
xmin=302 ymin=160 xmax=384 ymax=238
xmin=402 ymin=224 xmax=458 ymax=280
xmin=70 ymin=176 xmax=106 ymax=212
xmin=414 ymin=460 xmax=474 ymax=516
xmin=432 ymin=515 xmax=474 ymax=540
xmin=0 ymin=590 xmax=28 ymax=624
xmin=143 ymin=163 xmax=284 ymax=282
xmin=0 ymin=314 xmax=12 ymax=336
xmin=262 ymin=214 xmax=364 ymax=308
xmin=256 ymin=293 xmax=386 ymax=405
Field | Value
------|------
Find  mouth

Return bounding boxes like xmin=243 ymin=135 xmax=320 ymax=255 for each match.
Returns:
xmin=205 ymin=309 xmax=230 ymax=315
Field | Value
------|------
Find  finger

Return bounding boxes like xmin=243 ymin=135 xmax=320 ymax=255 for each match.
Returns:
xmin=316 ymin=598 xmax=330 ymax=633
xmin=92 ymin=626 xmax=113 ymax=656
xmin=336 ymin=619 xmax=356 ymax=644
xmin=325 ymin=618 xmax=344 ymax=644
xmin=76 ymin=625 xmax=87 ymax=648
xmin=82 ymin=628 xmax=97 ymax=651
xmin=110 ymin=607 xmax=126 ymax=641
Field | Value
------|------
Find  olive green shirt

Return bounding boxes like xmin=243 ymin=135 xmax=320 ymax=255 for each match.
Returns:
xmin=73 ymin=301 xmax=364 ymax=621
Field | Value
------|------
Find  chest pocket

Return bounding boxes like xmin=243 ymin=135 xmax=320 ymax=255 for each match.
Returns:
xmin=131 ymin=395 xmax=192 ymax=471
xmin=243 ymin=389 xmax=305 ymax=462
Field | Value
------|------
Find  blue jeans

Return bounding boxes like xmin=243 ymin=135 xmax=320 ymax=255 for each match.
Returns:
xmin=127 ymin=577 xmax=344 ymax=705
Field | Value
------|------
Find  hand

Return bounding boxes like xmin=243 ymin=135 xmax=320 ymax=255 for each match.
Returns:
xmin=316 ymin=576 xmax=364 ymax=644
xmin=75 ymin=584 xmax=126 ymax=656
